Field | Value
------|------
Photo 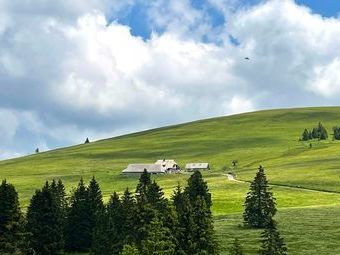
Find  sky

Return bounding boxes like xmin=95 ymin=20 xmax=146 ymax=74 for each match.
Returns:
xmin=1 ymin=0 xmax=340 ymax=159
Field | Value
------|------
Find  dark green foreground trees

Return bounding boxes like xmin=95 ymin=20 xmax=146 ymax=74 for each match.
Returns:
xmin=92 ymin=170 xmax=218 ymax=255
xmin=0 ymin=170 xmax=218 ymax=254
xmin=0 ymin=180 xmax=29 ymax=254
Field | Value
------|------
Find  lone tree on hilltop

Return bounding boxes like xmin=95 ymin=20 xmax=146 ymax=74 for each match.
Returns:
xmin=243 ymin=166 xmax=276 ymax=228
xmin=259 ymin=220 xmax=287 ymax=255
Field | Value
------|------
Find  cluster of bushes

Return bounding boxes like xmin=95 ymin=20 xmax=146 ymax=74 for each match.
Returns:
xmin=301 ymin=122 xmax=328 ymax=141
xmin=0 ymin=170 xmax=218 ymax=255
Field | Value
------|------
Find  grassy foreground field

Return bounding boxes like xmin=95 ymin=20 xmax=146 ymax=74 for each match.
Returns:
xmin=2 ymin=106 xmax=340 ymax=254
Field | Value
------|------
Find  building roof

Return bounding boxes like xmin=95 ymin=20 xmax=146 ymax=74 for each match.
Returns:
xmin=155 ymin=159 xmax=177 ymax=165
xmin=122 ymin=164 xmax=165 ymax=174
xmin=185 ymin=163 xmax=210 ymax=169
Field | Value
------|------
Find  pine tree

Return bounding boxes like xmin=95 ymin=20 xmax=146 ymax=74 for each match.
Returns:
xmin=91 ymin=207 xmax=111 ymax=255
xmin=65 ymin=178 xmax=91 ymax=252
xmin=107 ymin=192 xmax=125 ymax=254
xmin=301 ymin=129 xmax=310 ymax=141
xmin=26 ymin=182 xmax=64 ymax=255
xmin=229 ymin=238 xmax=243 ymax=255
xmin=172 ymin=185 xmax=196 ymax=255
xmin=185 ymin=170 xmax=212 ymax=209
xmin=136 ymin=169 xmax=152 ymax=200
xmin=50 ymin=179 xmax=67 ymax=225
xmin=146 ymin=180 xmax=168 ymax=213
xmin=87 ymin=176 xmax=104 ymax=247
xmin=243 ymin=166 xmax=277 ymax=228
xmin=92 ymin=192 xmax=125 ymax=255
xmin=134 ymin=196 xmax=157 ymax=249
xmin=311 ymin=122 xmax=328 ymax=140
xmin=192 ymin=196 xmax=218 ymax=254
xmin=140 ymin=217 xmax=176 ymax=255
xmin=121 ymin=188 xmax=137 ymax=245
xmin=259 ymin=221 xmax=287 ymax=255
xmin=0 ymin=180 xmax=28 ymax=254
xmin=334 ymin=127 xmax=340 ymax=140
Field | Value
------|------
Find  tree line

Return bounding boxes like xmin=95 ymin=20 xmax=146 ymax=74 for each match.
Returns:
xmin=1 ymin=167 xmax=287 ymax=255
xmin=0 ymin=170 xmax=217 ymax=255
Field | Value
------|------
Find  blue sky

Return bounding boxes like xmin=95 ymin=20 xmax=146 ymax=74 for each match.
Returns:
xmin=1 ymin=0 xmax=340 ymax=159
xmin=297 ymin=0 xmax=340 ymax=17
xmin=114 ymin=1 xmax=340 ymax=40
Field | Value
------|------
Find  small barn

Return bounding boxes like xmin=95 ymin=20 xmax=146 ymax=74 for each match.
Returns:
xmin=155 ymin=159 xmax=180 ymax=173
xmin=185 ymin=163 xmax=210 ymax=171
xmin=122 ymin=164 xmax=165 ymax=174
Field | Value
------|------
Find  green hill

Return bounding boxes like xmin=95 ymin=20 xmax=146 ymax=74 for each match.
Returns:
xmin=2 ymin=106 xmax=340 ymax=254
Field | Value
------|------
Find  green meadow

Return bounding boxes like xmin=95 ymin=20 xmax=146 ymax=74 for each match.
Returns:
xmin=2 ymin=106 xmax=340 ymax=254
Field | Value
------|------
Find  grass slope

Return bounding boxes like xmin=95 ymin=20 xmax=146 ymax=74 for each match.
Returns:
xmin=2 ymin=106 xmax=340 ymax=254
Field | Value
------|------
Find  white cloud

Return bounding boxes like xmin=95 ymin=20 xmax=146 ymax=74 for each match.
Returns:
xmin=224 ymin=96 xmax=255 ymax=114
xmin=310 ymin=58 xmax=340 ymax=97
xmin=1 ymin=0 xmax=340 ymax=158
xmin=0 ymin=109 xmax=19 ymax=143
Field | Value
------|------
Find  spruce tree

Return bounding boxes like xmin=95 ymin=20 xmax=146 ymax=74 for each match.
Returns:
xmin=172 ymin=185 xmax=196 ymax=255
xmin=140 ymin=217 xmax=176 ymax=255
xmin=134 ymin=194 xmax=157 ymax=249
xmin=0 ymin=180 xmax=27 ymax=254
xmin=243 ymin=166 xmax=276 ymax=228
xmin=91 ymin=207 xmax=111 ymax=255
xmin=301 ymin=129 xmax=310 ymax=141
xmin=334 ymin=127 xmax=340 ymax=140
xmin=259 ymin=221 xmax=287 ymax=255
xmin=146 ymin=180 xmax=177 ymax=239
xmin=26 ymin=182 xmax=64 ymax=255
xmin=192 ymin=196 xmax=218 ymax=254
xmin=185 ymin=170 xmax=212 ymax=208
xmin=121 ymin=188 xmax=137 ymax=245
xmin=229 ymin=238 xmax=243 ymax=255
xmin=65 ymin=178 xmax=91 ymax=252
xmin=87 ymin=176 xmax=104 ymax=247
xmin=136 ymin=169 xmax=151 ymax=200
xmin=146 ymin=180 xmax=168 ymax=213
xmin=92 ymin=192 xmax=125 ymax=255
xmin=107 ymin=192 xmax=125 ymax=254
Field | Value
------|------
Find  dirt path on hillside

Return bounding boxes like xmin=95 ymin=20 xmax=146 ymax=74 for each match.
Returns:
xmin=224 ymin=173 xmax=340 ymax=195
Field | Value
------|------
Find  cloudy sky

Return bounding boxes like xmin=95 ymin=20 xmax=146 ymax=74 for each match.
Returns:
xmin=1 ymin=0 xmax=340 ymax=159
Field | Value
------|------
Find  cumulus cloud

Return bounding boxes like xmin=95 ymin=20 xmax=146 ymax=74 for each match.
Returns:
xmin=1 ymin=0 xmax=340 ymax=158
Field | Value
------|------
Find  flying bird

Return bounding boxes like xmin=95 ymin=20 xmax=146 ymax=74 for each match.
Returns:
xmin=244 ymin=57 xmax=250 ymax=60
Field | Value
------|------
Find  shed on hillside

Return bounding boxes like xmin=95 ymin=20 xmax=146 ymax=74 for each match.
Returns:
xmin=122 ymin=164 xmax=165 ymax=174
xmin=185 ymin=163 xmax=210 ymax=171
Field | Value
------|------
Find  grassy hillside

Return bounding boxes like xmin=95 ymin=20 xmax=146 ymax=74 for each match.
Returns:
xmin=2 ymin=106 xmax=340 ymax=254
